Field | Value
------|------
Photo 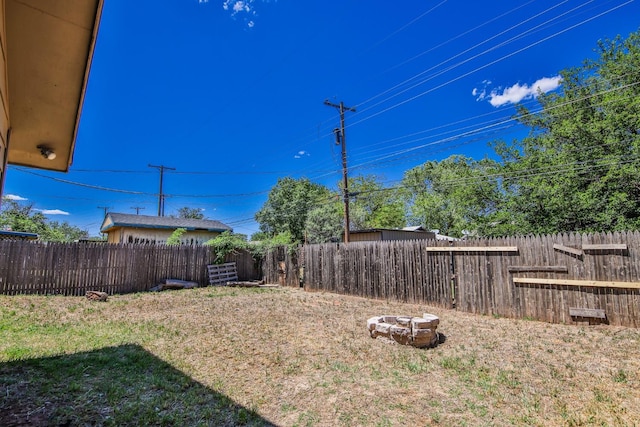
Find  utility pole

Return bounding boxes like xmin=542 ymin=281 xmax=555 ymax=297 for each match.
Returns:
xmin=97 ymin=206 xmax=110 ymax=239
xmin=324 ymin=100 xmax=356 ymax=243
xmin=148 ymin=164 xmax=175 ymax=217
xmin=131 ymin=206 xmax=145 ymax=215
xmin=97 ymin=206 xmax=110 ymax=217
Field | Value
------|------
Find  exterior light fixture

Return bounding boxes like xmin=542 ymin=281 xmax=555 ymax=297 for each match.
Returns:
xmin=37 ymin=145 xmax=56 ymax=160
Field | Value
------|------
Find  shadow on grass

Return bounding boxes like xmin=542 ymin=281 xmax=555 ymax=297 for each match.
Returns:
xmin=0 ymin=344 xmax=276 ymax=426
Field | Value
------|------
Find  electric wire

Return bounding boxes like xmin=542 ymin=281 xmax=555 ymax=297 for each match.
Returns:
xmin=299 ymin=0 xmax=632 ymax=155
xmin=8 ymin=1 xmax=637 ymax=233
xmin=11 ymin=76 xmax=638 ymax=205
xmin=266 ymin=1 xmax=580 ymax=153
xmin=346 ymin=1 xmax=633 ymax=130
xmin=354 ymin=0 xmax=575 ymax=114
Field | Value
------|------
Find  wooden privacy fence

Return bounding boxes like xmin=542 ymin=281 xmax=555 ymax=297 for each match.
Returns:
xmin=3 ymin=233 xmax=639 ymax=326
xmin=450 ymin=232 xmax=639 ymax=327
xmin=0 ymin=241 xmax=259 ymax=296
xmin=261 ymin=245 xmax=300 ymax=287
xmin=302 ymin=240 xmax=454 ymax=308
xmin=264 ymin=231 xmax=640 ymax=327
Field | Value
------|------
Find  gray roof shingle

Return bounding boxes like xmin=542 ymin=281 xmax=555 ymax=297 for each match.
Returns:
xmin=101 ymin=213 xmax=232 ymax=233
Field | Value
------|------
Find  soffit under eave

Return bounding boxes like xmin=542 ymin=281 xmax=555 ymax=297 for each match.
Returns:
xmin=5 ymin=0 xmax=103 ymax=172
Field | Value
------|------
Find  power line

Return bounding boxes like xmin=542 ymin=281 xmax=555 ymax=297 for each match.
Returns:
xmin=62 ymin=2 xmax=635 ymax=185
xmin=10 ymin=168 xmax=152 ymax=195
xmin=7 ymin=73 xmax=638 ymax=230
xmin=70 ymin=168 xmax=319 ymax=176
xmin=292 ymin=2 xmax=635 ymax=174
xmin=341 ymin=1 xmax=632 ymax=133
xmin=363 ymin=0 xmax=450 ymax=53
xmin=381 ymin=0 xmax=537 ymax=75
xmin=11 ymin=80 xmax=638 ymax=205
xmin=340 ymin=80 xmax=640 ymax=176
xmin=356 ymin=0 xmax=562 ymax=112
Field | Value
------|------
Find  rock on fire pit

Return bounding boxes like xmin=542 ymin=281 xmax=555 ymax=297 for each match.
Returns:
xmin=367 ymin=314 xmax=439 ymax=348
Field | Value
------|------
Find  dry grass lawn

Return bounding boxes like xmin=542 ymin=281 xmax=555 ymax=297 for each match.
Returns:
xmin=1 ymin=286 xmax=639 ymax=426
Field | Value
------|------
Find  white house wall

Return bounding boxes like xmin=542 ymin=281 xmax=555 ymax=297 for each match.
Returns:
xmin=107 ymin=228 xmax=222 ymax=245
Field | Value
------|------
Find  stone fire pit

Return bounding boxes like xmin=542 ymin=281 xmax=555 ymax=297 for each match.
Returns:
xmin=367 ymin=313 xmax=440 ymax=348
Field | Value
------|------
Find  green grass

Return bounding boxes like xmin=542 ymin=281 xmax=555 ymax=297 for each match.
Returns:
xmin=1 ymin=288 xmax=639 ymax=426
xmin=0 ymin=293 xmax=275 ymax=426
xmin=1 ymin=344 xmax=272 ymax=426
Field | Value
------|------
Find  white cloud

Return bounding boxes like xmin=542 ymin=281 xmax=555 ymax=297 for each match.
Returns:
xmin=222 ymin=0 xmax=263 ymax=27
xmin=294 ymin=150 xmax=310 ymax=159
xmin=532 ymin=76 xmax=562 ymax=93
xmin=472 ymin=87 xmax=486 ymax=99
xmin=36 ymin=209 xmax=70 ymax=216
xmin=3 ymin=194 xmax=27 ymax=201
xmin=488 ymin=83 xmax=531 ymax=107
xmin=223 ymin=0 xmax=254 ymax=14
xmin=473 ymin=75 xmax=562 ymax=107
xmin=234 ymin=1 xmax=248 ymax=12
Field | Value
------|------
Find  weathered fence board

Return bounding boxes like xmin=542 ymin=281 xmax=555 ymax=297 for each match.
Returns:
xmin=272 ymin=232 xmax=640 ymax=327
xmin=299 ymin=240 xmax=453 ymax=308
xmin=0 ymin=241 xmax=259 ymax=296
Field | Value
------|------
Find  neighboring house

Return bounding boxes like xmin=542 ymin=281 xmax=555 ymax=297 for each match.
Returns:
xmin=349 ymin=227 xmax=436 ymax=242
xmin=100 ymin=213 xmax=233 ymax=245
xmin=0 ymin=230 xmax=38 ymax=240
xmin=0 ymin=0 xmax=103 ymax=200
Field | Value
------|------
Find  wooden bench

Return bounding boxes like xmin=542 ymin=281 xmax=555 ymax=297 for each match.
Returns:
xmin=207 ymin=262 xmax=238 ymax=286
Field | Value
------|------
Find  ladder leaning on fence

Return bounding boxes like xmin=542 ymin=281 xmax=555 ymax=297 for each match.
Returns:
xmin=207 ymin=262 xmax=238 ymax=286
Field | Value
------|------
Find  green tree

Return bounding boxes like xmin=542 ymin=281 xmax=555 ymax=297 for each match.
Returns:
xmin=175 ymin=207 xmax=205 ymax=220
xmin=40 ymin=221 xmax=90 ymax=242
xmin=346 ymin=175 xmax=406 ymax=230
xmin=0 ymin=199 xmax=89 ymax=241
xmin=255 ymin=177 xmax=333 ymax=243
xmin=166 ymin=228 xmax=187 ymax=245
xmin=205 ymin=231 xmax=249 ymax=263
xmin=0 ymin=199 xmax=48 ymax=234
xmin=402 ymin=155 xmax=503 ymax=237
xmin=250 ymin=231 xmax=269 ymax=241
xmin=305 ymin=201 xmax=343 ymax=243
xmin=205 ymin=231 xmax=293 ymax=264
xmin=494 ymin=29 xmax=640 ymax=233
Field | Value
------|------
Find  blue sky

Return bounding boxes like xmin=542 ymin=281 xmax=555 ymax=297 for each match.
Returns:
xmin=4 ymin=0 xmax=639 ymax=237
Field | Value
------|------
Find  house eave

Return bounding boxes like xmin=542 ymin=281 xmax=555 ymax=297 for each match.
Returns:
xmin=5 ymin=0 xmax=103 ymax=172
xmin=100 ymin=223 xmax=230 ymax=234
xmin=0 ymin=230 xmax=38 ymax=240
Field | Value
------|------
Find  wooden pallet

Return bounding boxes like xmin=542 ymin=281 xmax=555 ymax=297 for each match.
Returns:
xmin=207 ymin=262 xmax=238 ymax=286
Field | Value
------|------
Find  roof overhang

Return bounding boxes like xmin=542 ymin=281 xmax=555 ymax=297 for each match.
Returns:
xmin=100 ymin=223 xmax=230 ymax=234
xmin=0 ymin=230 xmax=38 ymax=240
xmin=5 ymin=0 xmax=103 ymax=171
xmin=351 ymin=228 xmax=433 ymax=234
